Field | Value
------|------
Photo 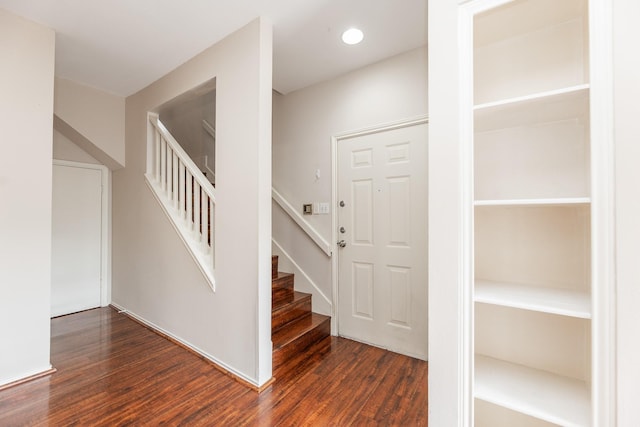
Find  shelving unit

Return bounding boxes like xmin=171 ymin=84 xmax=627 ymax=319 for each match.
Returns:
xmin=475 ymin=355 xmax=591 ymax=427
xmin=465 ymin=0 xmax=595 ymax=425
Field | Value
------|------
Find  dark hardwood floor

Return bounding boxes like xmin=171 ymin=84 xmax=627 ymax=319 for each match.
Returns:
xmin=0 ymin=307 xmax=428 ymax=426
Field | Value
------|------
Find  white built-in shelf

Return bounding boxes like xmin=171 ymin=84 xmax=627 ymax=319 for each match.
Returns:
xmin=474 ymin=85 xmax=590 ymax=132
xmin=474 ymin=197 xmax=590 ymax=207
xmin=475 ymin=280 xmax=591 ymax=319
xmin=475 ymin=355 xmax=591 ymax=427
xmin=474 ymin=0 xmax=587 ymax=48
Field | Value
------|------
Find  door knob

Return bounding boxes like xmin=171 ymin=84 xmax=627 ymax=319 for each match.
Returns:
xmin=337 ymin=240 xmax=347 ymax=248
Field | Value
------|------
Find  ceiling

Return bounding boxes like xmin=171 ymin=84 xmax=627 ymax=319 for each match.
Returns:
xmin=0 ymin=0 xmax=427 ymax=97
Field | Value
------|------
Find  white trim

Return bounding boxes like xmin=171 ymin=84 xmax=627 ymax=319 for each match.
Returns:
xmin=271 ymin=187 xmax=331 ymax=256
xmin=458 ymin=4 xmax=476 ymax=425
xmin=202 ymin=121 xmax=217 ymax=181
xmin=203 ymin=155 xmax=216 ymax=182
xmin=330 ymin=114 xmax=429 ymax=345
xmin=589 ymin=0 xmax=616 ymax=424
xmin=110 ymin=303 xmax=260 ymax=388
xmin=0 ymin=365 xmax=55 ymax=389
xmin=333 ymin=114 xmax=429 ymax=141
xmin=53 ymin=159 xmax=111 ymax=308
xmin=331 ymin=130 xmax=339 ymax=336
xmin=202 ymin=119 xmax=216 ymax=139
xmin=271 ymin=238 xmax=332 ymax=313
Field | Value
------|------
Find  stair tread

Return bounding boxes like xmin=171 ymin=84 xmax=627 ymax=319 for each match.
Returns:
xmin=272 ymin=312 xmax=330 ymax=350
xmin=272 ymin=290 xmax=311 ymax=312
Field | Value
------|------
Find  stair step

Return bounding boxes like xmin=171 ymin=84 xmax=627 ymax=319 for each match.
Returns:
xmin=272 ymin=291 xmax=312 ymax=333
xmin=272 ymin=272 xmax=294 ymax=301
xmin=272 ymin=313 xmax=331 ymax=373
xmin=272 ymin=271 xmax=293 ymax=290
xmin=271 ymin=255 xmax=278 ymax=280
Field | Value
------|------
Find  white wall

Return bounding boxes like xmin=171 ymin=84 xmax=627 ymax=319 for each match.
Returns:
xmin=113 ymin=18 xmax=273 ymax=386
xmin=613 ymin=0 xmax=640 ymax=424
xmin=54 ymin=77 xmax=125 ymax=168
xmin=0 ymin=9 xmax=55 ymax=386
xmin=53 ymin=129 xmax=100 ymax=164
xmin=272 ymin=47 xmax=428 ymax=308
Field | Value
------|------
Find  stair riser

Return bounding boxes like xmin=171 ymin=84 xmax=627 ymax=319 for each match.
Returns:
xmin=272 ymin=317 xmax=331 ymax=372
xmin=272 ymin=286 xmax=294 ymax=303
xmin=272 ymin=255 xmax=278 ymax=280
xmin=272 ymin=274 xmax=294 ymax=290
xmin=272 ymin=297 xmax=312 ymax=333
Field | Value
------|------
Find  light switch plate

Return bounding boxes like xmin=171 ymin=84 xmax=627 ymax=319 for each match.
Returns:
xmin=318 ymin=202 xmax=330 ymax=214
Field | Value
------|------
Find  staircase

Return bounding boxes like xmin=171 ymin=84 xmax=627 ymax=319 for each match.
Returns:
xmin=146 ymin=114 xmax=216 ymax=290
xmin=271 ymin=255 xmax=331 ymax=377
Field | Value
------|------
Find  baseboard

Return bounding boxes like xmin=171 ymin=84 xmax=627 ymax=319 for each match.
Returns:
xmin=109 ymin=304 xmax=272 ymax=392
xmin=0 ymin=367 xmax=57 ymax=391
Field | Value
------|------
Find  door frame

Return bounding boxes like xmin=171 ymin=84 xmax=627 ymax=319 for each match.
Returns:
xmin=330 ymin=115 xmax=429 ymax=336
xmin=52 ymin=159 xmax=111 ymax=308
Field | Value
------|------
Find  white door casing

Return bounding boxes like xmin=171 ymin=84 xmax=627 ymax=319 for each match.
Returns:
xmin=51 ymin=161 xmax=107 ymax=317
xmin=335 ymin=120 xmax=428 ymax=360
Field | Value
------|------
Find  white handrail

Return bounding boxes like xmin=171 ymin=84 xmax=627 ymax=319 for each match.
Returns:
xmin=151 ymin=114 xmax=216 ymax=202
xmin=272 ymin=187 xmax=332 ymax=257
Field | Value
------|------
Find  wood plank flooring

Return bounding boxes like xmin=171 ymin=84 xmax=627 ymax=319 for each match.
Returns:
xmin=0 ymin=307 xmax=428 ymax=426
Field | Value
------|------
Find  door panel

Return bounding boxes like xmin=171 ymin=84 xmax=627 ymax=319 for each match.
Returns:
xmin=353 ymin=262 xmax=374 ymax=319
xmin=51 ymin=164 xmax=103 ymax=317
xmin=337 ymin=122 xmax=428 ymax=360
xmin=352 ymin=179 xmax=374 ymax=244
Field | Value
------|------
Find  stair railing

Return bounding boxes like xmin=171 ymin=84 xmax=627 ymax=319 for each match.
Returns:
xmin=146 ymin=113 xmax=216 ymax=290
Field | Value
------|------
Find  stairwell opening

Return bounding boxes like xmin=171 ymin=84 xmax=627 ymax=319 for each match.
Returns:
xmin=157 ymin=78 xmax=216 ymax=187
xmin=145 ymin=77 xmax=218 ymax=290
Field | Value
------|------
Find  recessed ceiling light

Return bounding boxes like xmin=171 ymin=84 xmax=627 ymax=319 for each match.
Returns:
xmin=341 ymin=28 xmax=364 ymax=45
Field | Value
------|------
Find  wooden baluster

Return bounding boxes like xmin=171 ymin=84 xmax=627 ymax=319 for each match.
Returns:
xmin=194 ymin=182 xmax=201 ymax=242
xmin=201 ymin=193 xmax=209 ymax=253
xmin=166 ymin=145 xmax=173 ymax=201
xmin=172 ymin=152 xmax=179 ymax=209
xmin=160 ymin=137 xmax=167 ymax=192
xmin=155 ymin=129 xmax=161 ymax=182
xmin=186 ymin=170 xmax=193 ymax=230
xmin=209 ymin=197 xmax=214 ymax=268
xmin=179 ymin=162 xmax=186 ymax=220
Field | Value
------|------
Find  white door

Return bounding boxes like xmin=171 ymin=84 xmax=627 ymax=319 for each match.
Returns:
xmin=51 ymin=163 xmax=103 ymax=317
xmin=337 ymin=122 xmax=428 ymax=360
